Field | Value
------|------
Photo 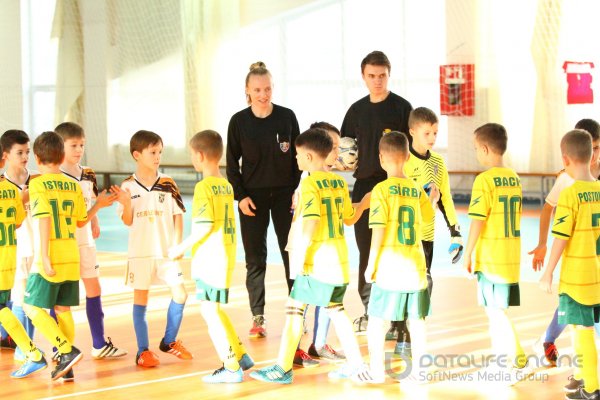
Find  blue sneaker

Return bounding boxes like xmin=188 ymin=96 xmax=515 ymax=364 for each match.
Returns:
xmin=202 ymin=366 xmax=243 ymax=383
xmin=239 ymin=353 xmax=255 ymax=371
xmin=249 ymin=364 xmax=292 ymax=384
xmin=11 ymin=355 xmax=48 ymax=378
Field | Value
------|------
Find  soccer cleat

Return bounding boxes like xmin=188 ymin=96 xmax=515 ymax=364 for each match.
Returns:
xmin=352 ymin=367 xmax=385 ymax=384
xmin=565 ymin=375 xmax=585 ymax=393
xmin=385 ymin=323 xmax=399 ymax=341
xmin=393 ymin=342 xmax=412 ymax=359
xmin=202 ymin=366 xmax=243 ymax=383
xmin=61 ymin=369 xmax=75 ymax=382
xmin=91 ymin=337 xmax=128 ymax=359
xmin=0 ymin=336 xmax=17 ymax=350
xmin=566 ymin=387 xmax=599 ymax=400
xmin=533 ymin=337 xmax=558 ymax=366
xmin=307 ymin=343 xmax=345 ymax=362
xmin=293 ymin=349 xmax=319 ymax=368
xmin=353 ymin=314 xmax=368 ymax=335
xmin=136 ymin=350 xmax=160 ymax=368
xmin=10 ymin=355 xmax=48 ymax=379
xmin=51 ymin=346 xmax=82 ymax=381
xmin=238 ymin=353 xmax=255 ymax=371
xmin=249 ymin=315 xmax=267 ymax=338
xmin=249 ymin=364 xmax=293 ymax=384
xmin=159 ymin=338 xmax=193 ymax=360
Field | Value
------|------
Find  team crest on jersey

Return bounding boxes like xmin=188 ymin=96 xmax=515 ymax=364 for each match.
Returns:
xmin=280 ymin=141 xmax=290 ymax=153
xmin=158 ymin=193 xmax=165 ymax=203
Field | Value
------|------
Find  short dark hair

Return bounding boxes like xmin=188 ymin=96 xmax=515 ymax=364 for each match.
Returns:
xmin=55 ymin=122 xmax=85 ymax=140
xmin=474 ymin=123 xmax=508 ymax=155
xmin=33 ymin=131 xmax=65 ymax=165
xmin=574 ymin=119 xmax=600 ymax=141
xmin=130 ymin=130 xmax=163 ymax=156
xmin=379 ymin=131 xmax=409 ymax=156
xmin=561 ymin=129 xmax=592 ymax=163
xmin=1 ymin=130 xmax=29 ymax=154
xmin=310 ymin=122 xmax=340 ymax=136
xmin=409 ymin=107 xmax=439 ymax=129
xmin=295 ymin=128 xmax=333 ymax=159
xmin=361 ymin=51 xmax=391 ymax=74
xmin=189 ymin=130 xmax=223 ymax=160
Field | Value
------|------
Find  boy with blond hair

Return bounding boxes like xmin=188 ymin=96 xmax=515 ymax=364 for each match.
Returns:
xmin=55 ymin=122 xmax=126 ymax=361
xmin=463 ymin=123 xmax=529 ymax=384
xmin=168 ymin=130 xmax=254 ymax=383
xmin=115 ymin=130 xmax=191 ymax=367
xmin=540 ymin=129 xmax=600 ymax=399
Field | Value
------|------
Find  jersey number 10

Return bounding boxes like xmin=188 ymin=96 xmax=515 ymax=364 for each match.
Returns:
xmin=499 ymin=195 xmax=521 ymax=238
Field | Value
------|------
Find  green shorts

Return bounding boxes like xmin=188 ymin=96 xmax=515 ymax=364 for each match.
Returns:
xmin=290 ymin=275 xmax=347 ymax=307
xmin=368 ymin=284 xmax=430 ymax=321
xmin=476 ymin=272 xmax=520 ymax=309
xmin=23 ymin=274 xmax=80 ymax=308
xmin=0 ymin=289 xmax=10 ymax=305
xmin=195 ymin=279 xmax=229 ymax=304
xmin=558 ymin=294 xmax=600 ymax=327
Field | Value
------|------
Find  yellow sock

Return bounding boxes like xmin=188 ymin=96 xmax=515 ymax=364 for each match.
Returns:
xmin=219 ymin=310 xmax=247 ymax=359
xmin=576 ymin=328 xmax=599 ymax=393
xmin=27 ymin=306 xmax=72 ymax=354
xmin=200 ymin=302 xmax=240 ymax=371
xmin=277 ymin=304 xmax=305 ymax=371
xmin=56 ymin=310 xmax=75 ymax=344
xmin=0 ymin=307 xmax=42 ymax=361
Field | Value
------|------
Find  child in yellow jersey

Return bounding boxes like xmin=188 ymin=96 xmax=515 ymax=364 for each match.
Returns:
xmin=539 ymin=129 xmax=600 ymax=399
xmin=463 ymin=123 xmax=530 ymax=384
xmin=168 ymin=130 xmax=254 ymax=383
xmin=355 ymin=131 xmax=437 ymax=384
xmin=23 ymin=131 xmax=117 ymax=381
xmin=250 ymin=128 xmax=370 ymax=384
xmin=0 ymin=143 xmax=48 ymax=379
xmin=391 ymin=107 xmax=462 ymax=357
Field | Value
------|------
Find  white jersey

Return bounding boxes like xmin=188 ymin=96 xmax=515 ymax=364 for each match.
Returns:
xmin=2 ymin=169 xmax=39 ymax=259
xmin=117 ymin=173 xmax=185 ymax=260
xmin=545 ymin=170 xmax=574 ymax=207
xmin=62 ymin=165 xmax=98 ymax=247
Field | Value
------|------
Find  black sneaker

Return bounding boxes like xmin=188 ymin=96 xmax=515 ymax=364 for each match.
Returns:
xmin=0 ymin=336 xmax=17 ymax=350
xmin=307 ymin=343 xmax=345 ymax=362
xmin=62 ymin=369 xmax=75 ymax=382
xmin=51 ymin=346 xmax=83 ymax=381
xmin=565 ymin=375 xmax=585 ymax=393
xmin=353 ymin=314 xmax=368 ymax=335
xmin=293 ymin=349 xmax=319 ymax=368
xmin=385 ymin=323 xmax=399 ymax=341
xmin=565 ymin=386 xmax=599 ymax=400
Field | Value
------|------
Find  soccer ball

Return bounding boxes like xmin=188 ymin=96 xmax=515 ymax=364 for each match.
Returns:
xmin=334 ymin=137 xmax=358 ymax=171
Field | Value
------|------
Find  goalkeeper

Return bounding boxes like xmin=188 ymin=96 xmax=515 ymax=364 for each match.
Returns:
xmin=389 ymin=106 xmax=463 ymax=358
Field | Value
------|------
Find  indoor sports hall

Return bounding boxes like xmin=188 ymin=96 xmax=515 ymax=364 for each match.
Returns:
xmin=1 ymin=1 xmax=599 ymax=399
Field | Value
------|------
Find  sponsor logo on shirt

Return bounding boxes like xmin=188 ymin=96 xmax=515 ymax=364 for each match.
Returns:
xmin=159 ymin=193 xmax=165 ymax=203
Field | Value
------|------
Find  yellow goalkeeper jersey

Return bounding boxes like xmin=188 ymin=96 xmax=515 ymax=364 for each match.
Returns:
xmin=0 ymin=178 xmax=26 ymax=290
xmin=369 ymin=177 xmax=434 ymax=291
xmin=404 ymin=148 xmax=458 ymax=241
xmin=552 ymin=180 xmax=600 ymax=306
xmin=298 ymin=171 xmax=355 ymax=285
xmin=468 ymin=167 xmax=522 ymax=284
xmin=190 ymin=176 xmax=236 ymax=289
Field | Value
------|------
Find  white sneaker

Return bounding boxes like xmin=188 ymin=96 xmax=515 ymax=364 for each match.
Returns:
xmin=352 ymin=367 xmax=385 ymax=384
xmin=91 ymin=338 xmax=128 ymax=359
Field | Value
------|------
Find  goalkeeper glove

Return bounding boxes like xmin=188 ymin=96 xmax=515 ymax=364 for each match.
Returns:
xmin=448 ymin=225 xmax=463 ymax=264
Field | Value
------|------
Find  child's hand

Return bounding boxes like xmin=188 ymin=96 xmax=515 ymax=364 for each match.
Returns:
xmin=168 ymin=245 xmax=183 ymax=261
xmin=528 ymin=244 xmax=547 ymax=272
xmin=291 ymin=190 xmax=300 ymax=211
xmin=91 ymin=218 xmax=100 ymax=239
xmin=42 ymin=256 xmax=55 ymax=277
xmin=426 ymin=182 xmax=440 ymax=205
xmin=112 ymin=186 xmax=131 ymax=205
xmin=364 ymin=265 xmax=375 ymax=283
xmin=96 ymin=189 xmax=118 ymax=208
xmin=463 ymin=255 xmax=473 ymax=277
xmin=539 ymin=271 xmax=553 ymax=293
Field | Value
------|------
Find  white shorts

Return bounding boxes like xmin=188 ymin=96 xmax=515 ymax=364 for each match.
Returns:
xmin=79 ymin=246 xmax=100 ymax=279
xmin=14 ymin=257 xmax=33 ymax=281
xmin=126 ymin=258 xmax=184 ymax=290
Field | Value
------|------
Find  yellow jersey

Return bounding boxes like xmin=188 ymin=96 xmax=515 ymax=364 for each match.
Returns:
xmin=30 ymin=173 xmax=87 ymax=283
xmin=298 ymin=171 xmax=355 ymax=285
xmin=468 ymin=167 xmax=522 ymax=284
xmin=404 ymin=148 xmax=458 ymax=241
xmin=551 ymin=180 xmax=600 ymax=305
xmin=190 ymin=176 xmax=236 ymax=289
xmin=369 ymin=177 xmax=434 ymax=291
xmin=0 ymin=178 xmax=26 ymax=290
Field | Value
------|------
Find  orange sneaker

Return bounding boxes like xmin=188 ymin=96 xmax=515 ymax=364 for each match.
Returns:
xmin=159 ymin=339 xmax=193 ymax=360
xmin=136 ymin=350 xmax=160 ymax=368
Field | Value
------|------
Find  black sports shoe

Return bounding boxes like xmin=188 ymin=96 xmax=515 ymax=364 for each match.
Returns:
xmin=51 ymin=346 xmax=82 ymax=381
xmin=565 ymin=386 xmax=599 ymax=400
xmin=565 ymin=375 xmax=585 ymax=393
xmin=62 ymin=369 xmax=75 ymax=382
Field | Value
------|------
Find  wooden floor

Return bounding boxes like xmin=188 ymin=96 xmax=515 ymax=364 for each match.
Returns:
xmin=0 ymin=252 xmax=578 ymax=400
